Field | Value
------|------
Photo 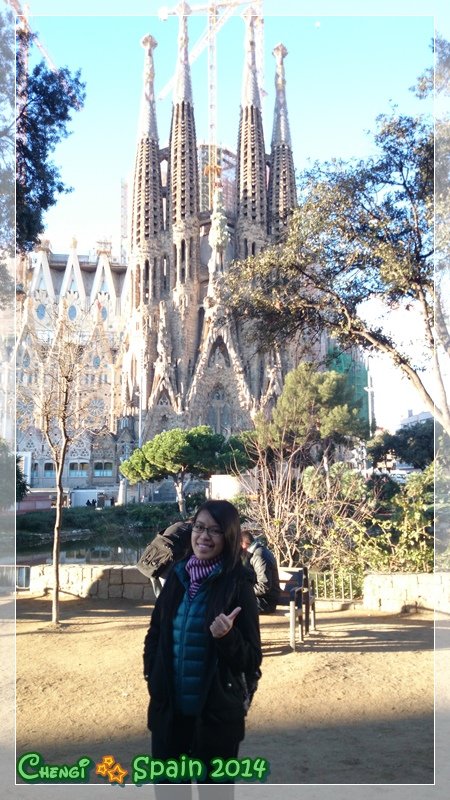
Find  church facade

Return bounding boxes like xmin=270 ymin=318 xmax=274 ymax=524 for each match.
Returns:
xmin=16 ymin=11 xmax=333 ymax=500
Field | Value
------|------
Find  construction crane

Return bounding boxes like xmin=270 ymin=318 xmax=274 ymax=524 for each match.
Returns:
xmin=6 ymin=0 xmax=59 ymax=72
xmin=6 ymin=0 xmax=82 ymax=108
xmin=158 ymin=0 xmax=264 ymax=209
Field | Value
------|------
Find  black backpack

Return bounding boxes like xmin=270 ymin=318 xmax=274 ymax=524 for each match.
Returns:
xmin=136 ymin=521 xmax=192 ymax=579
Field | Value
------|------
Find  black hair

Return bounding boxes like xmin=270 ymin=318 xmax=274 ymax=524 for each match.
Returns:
xmin=193 ymin=499 xmax=242 ymax=572
xmin=241 ymin=531 xmax=254 ymax=546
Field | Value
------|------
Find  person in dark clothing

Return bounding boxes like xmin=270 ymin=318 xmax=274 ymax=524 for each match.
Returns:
xmin=241 ymin=531 xmax=281 ymax=614
xmin=143 ymin=500 xmax=262 ymax=794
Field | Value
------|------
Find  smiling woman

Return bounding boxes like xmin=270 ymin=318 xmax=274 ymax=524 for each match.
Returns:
xmin=142 ymin=499 xmax=262 ymax=792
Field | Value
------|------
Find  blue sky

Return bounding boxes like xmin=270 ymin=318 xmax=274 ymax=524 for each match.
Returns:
xmin=21 ymin=0 xmax=446 ymax=431
xmin=25 ymin=6 xmax=436 ymax=256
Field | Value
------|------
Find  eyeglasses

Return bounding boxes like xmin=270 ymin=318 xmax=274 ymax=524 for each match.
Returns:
xmin=192 ymin=522 xmax=223 ymax=538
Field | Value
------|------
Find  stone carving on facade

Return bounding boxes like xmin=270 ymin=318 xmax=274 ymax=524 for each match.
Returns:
xmin=207 ymin=186 xmax=230 ymax=295
xmin=155 ymin=301 xmax=171 ymax=364
xmin=148 ymin=302 xmax=178 ymax=412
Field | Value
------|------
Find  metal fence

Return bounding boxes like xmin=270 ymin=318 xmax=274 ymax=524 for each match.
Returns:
xmin=309 ymin=570 xmax=362 ymax=602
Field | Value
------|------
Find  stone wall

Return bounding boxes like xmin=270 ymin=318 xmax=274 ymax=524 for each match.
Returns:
xmin=363 ymin=572 xmax=450 ymax=614
xmin=28 ymin=565 xmax=450 ymax=616
xmin=29 ymin=564 xmax=155 ymax=603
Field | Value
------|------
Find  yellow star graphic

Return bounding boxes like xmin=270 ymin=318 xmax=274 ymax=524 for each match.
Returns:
xmin=107 ymin=762 xmax=128 ymax=784
xmin=96 ymin=755 xmax=116 ymax=776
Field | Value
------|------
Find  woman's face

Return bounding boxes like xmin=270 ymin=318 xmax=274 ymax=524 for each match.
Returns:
xmin=191 ymin=509 xmax=225 ymax=560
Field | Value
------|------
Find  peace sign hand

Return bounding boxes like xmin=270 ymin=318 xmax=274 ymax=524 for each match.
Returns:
xmin=209 ymin=607 xmax=241 ymax=639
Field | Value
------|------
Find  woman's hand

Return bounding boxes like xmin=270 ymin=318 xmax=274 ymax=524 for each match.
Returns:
xmin=209 ymin=607 xmax=241 ymax=639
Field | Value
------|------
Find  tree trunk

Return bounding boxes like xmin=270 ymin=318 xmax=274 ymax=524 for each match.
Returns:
xmin=52 ymin=465 xmax=65 ymax=625
xmin=174 ymin=474 xmax=186 ymax=516
xmin=323 ymin=449 xmax=331 ymax=497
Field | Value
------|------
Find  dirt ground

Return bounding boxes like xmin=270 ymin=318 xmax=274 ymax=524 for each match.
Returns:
xmin=15 ymin=592 xmax=435 ymax=785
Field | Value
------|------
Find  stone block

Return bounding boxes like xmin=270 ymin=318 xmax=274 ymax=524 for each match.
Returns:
xmin=123 ymin=567 xmax=145 ymax=584
xmin=97 ymin=579 xmax=109 ymax=599
xmin=88 ymin=581 xmax=98 ymax=597
xmin=109 ymin=568 xmax=123 ymax=585
xmin=123 ymin=584 xmax=144 ymax=601
xmin=90 ymin=567 xmax=107 ymax=581
xmin=78 ymin=583 xmax=91 ymax=599
xmin=108 ymin=585 xmax=124 ymax=599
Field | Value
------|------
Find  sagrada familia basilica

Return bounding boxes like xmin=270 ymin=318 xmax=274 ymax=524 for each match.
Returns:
xmin=16 ymin=10 xmax=363 ymax=502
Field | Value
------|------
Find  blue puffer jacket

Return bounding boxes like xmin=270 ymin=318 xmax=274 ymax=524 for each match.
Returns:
xmin=172 ymin=562 xmax=221 ymax=714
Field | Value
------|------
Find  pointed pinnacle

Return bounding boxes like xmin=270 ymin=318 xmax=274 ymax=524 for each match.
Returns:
xmin=173 ymin=2 xmax=193 ymax=104
xmin=138 ymin=34 xmax=159 ymax=140
xmin=271 ymin=42 xmax=292 ymax=147
xmin=241 ymin=7 xmax=261 ymax=110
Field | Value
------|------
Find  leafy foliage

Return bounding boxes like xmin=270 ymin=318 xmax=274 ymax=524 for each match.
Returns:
xmin=238 ymin=451 xmax=374 ymax=569
xmin=16 ymin=502 xmax=181 ymax=560
xmin=0 ymin=438 xmax=28 ymax=508
xmin=238 ymin=414 xmax=434 ymax=574
xmin=0 ymin=438 xmax=16 ymax=509
xmin=16 ymin=27 xmax=86 ymax=253
xmin=225 ymin=109 xmax=449 ymax=433
xmin=120 ymin=426 xmax=253 ymax=514
xmin=365 ymin=473 xmax=401 ymax=508
xmin=0 ymin=9 xmax=15 ymax=307
xmin=367 ymin=419 xmax=434 ymax=470
xmin=262 ymin=363 xmax=368 ymax=462
xmin=352 ymin=466 xmax=434 ymax=573
xmin=16 ymin=457 xmax=29 ymax=503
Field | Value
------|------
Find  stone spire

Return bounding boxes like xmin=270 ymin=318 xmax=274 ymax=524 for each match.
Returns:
xmin=267 ymin=43 xmax=297 ymax=236
xmin=235 ymin=7 xmax=268 ymax=257
xmin=138 ymin=34 xmax=159 ymax=138
xmin=169 ymin=2 xmax=199 ymax=229
xmin=241 ymin=7 xmax=261 ymax=111
xmin=172 ymin=1 xmax=193 ymax=105
xmin=130 ymin=34 xmax=164 ymax=258
xmin=166 ymin=2 xmax=200 ymax=404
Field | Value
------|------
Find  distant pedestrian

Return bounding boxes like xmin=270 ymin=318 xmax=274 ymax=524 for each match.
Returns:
xmin=241 ymin=530 xmax=281 ymax=614
xmin=86 ymin=499 xmax=91 ymax=506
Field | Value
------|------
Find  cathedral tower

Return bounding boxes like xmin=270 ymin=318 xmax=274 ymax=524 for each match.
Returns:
xmin=235 ymin=7 xmax=269 ymax=260
xmin=267 ymin=43 xmax=297 ymax=237
xmin=130 ymin=34 xmax=164 ymax=293
xmin=122 ymin=33 xmax=165 ymax=429
xmin=166 ymin=3 xmax=201 ymax=403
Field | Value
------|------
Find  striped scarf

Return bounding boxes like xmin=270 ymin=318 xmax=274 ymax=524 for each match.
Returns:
xmin=185 ymin=554 xmax=222 ymax=599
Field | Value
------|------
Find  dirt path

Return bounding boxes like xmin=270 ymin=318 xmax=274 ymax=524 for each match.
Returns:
xmin=15 ymin=593 xmax=434 ymax=785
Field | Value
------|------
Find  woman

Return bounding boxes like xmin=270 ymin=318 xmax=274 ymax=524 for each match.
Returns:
xmin=143 ymin=499 xmax=262 ymax=786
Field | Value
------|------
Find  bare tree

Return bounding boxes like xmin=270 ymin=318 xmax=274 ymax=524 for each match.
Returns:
xmin=17 ymin=301 xmax=110 ymax=624
xmin=239 ymin=435 xmax=374 ymax=571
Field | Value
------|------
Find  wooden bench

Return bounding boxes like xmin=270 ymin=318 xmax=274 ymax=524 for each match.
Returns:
xmin=278 ymin=567 xmax=317 ymax=651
